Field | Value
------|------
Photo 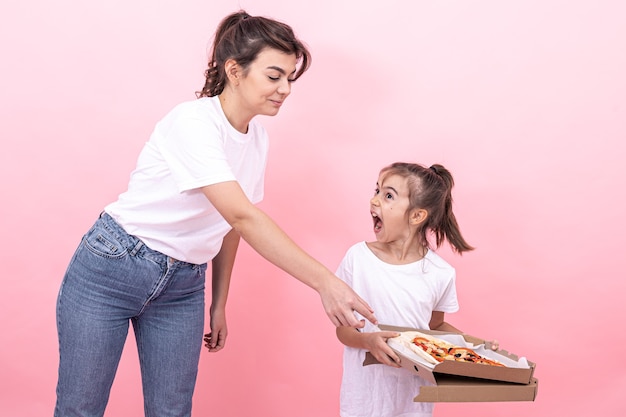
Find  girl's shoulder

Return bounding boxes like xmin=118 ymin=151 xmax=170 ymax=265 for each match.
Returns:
xmin=338 ymin=241 xmax=370 ymax=263
xmin=346 ymin=241 xmax=370 ymax=256
xmin=424 ymin=249 xmax=456 ymax=273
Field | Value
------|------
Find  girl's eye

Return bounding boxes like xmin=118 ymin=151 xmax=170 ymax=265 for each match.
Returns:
xmin=374 ymin=188 xmax=380 ymax=196
xmin=385 ymin=193 xmax=393 ymax=200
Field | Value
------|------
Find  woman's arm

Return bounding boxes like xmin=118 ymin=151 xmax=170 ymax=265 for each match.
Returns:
xmin=202 ymin=180 xmax=377 ymax=328
xmin=204 ymin=228 xmax=240 ymax=352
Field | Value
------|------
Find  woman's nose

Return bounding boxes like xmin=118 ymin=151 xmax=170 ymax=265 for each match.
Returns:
xmin=278 ymin=79 xmax=291 ymax=95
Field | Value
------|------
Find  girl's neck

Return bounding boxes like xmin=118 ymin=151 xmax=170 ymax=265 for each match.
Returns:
xmin=366 ymin=240 xmax=428 ymax=265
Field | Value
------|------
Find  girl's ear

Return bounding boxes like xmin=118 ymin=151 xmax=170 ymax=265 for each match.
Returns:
xmin=410 ymin=209 xmax=428 ymax=226
xmin=224 ymin=59 xmax=241 ymax=86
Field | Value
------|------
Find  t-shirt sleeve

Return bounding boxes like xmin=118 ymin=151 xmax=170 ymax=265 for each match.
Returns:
xmin=157 ymin=115 xmax=236 ymax=192
xmin=433 ymin=271 xmax=460 ymax=313
xmin=335 ymin=250 xmax=354 ymax=286
xmin=243 ymin=122 xmax=268 ymax=204
xmin=335 ymin=249 xmax=369 ymax=324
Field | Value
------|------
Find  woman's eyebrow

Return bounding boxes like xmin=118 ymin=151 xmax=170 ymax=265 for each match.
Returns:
xmin=266 ymin=65 xmax=297 ymax=75
xmin=266 ymin=66 xmax=286 ymax=74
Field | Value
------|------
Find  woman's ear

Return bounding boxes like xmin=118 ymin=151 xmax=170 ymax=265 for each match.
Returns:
xmin=224 ymin=59 xmax=241 ymax=86
xmin=410 ymin=209 xmax=428 ymax=226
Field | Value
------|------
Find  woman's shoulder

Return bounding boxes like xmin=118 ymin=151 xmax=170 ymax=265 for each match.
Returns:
xmin=174 ymin=97 xmax=268 ymax=138
xmin=169 ymin=96 xmax=219 ymax=118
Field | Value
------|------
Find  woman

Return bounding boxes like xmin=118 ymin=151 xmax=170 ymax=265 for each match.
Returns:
xmin=55 ymin=10 xmax=376 ymax=417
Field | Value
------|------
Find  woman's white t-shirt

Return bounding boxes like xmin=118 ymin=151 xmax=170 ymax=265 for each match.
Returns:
xmin=105 ymin=96 xmax=268 ymax=264
xmin=336 ymin=242 xmax=459 ymax=417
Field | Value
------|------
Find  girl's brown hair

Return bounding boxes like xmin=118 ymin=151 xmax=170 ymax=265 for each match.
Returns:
xmin=197 ymin=10 xmax=311 ymax=98
xmin=380 ymin=162 xmax=474 ymax=254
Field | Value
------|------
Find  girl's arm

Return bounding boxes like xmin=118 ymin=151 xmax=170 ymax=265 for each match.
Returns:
xmin=204 ymin=228 xmax=240 ymax=352
xmin=336 ymin=326 xmax=401 ymax=367
xmin=430 ymin=311 xmax=499 ymax=350
xmin=429 ymin=311 xmax=462 ymax=333
xmin=201 ymin=180 xmax=377 ymax=328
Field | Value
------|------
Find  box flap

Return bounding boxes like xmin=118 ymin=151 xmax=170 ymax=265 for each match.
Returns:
xmin=414 ymin=376 xmax=539 ymax=403
xmin=363 ymin=351 xmax=438 ymax=384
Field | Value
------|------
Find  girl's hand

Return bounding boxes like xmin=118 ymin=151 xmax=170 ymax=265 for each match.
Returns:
xmin=363 ymin=331 xmax=402 ymax=367
xmin=488 ymin=339 xmax=500 ymax=351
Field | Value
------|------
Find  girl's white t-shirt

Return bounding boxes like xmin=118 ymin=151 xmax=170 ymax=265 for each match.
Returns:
xmin=336 ymin=242 xmax=459 ymax=417
xmin=105 ymin=96 xmax=268 ymax=264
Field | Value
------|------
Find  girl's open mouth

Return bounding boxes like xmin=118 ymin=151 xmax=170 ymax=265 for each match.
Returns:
xmin=372 ymin=213 xmax=382 ymax=232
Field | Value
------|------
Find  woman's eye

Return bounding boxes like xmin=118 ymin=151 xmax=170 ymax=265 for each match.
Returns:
xmin=268 ymin=76 xmax=279 ymax=81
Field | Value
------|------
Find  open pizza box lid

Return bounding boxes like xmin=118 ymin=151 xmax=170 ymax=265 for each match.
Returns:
xmin=363 ymin=325 xmax=538 ymax=402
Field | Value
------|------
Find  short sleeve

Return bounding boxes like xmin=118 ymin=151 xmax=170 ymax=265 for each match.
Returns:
xmin=336 ymin=249 xmax=370 ymax=325
xmin=157 ymin=116 xmax=236 ymax=192
xmin=335 ymin=250 xmax=354 ymax=286
xmin=433 ymin=270 xmax=460 ymax=313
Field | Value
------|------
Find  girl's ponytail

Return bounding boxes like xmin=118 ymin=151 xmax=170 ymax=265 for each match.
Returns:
xmin=380 ymin=162 xmax=473 ymax=254
xmin=428 ymin=164 xmax=474 ymax=254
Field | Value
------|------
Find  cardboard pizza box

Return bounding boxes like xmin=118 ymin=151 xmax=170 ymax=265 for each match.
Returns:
xmin=363 ymin=325 xmax=538 ymax=402
xmin=412 ymin=375 xmax=539 ymax=403
xmin=377 ymin=325 xmax=535 ymax=384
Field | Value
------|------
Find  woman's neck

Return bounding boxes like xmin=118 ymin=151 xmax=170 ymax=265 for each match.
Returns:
xmin=218 ymin=91 xmax=251 ymax=133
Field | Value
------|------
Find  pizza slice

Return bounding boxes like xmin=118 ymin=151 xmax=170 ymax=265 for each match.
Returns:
xmin=392 ymin=331 xmax=505 ymax=367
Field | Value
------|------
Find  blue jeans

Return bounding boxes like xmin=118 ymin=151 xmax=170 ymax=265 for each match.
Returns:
xmin=55 ymin=213 xmax=207 ymax=417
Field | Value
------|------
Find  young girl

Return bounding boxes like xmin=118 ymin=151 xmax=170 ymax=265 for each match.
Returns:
xmin=336 ymin=162 xmax=474 ymax=417
xmin=54 ymin=10 xmax=375 ymax=417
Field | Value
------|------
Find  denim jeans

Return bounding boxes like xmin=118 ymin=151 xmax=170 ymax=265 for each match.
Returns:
xmin=55 ymin=213 xmax=207 ymax=417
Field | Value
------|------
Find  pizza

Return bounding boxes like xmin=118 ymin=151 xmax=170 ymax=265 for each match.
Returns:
xmin=393 ymin=331 xmax=504 ymax=367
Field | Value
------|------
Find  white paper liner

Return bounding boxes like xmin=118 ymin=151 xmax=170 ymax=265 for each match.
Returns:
xmin=388 ymin=331 xmax=530 ymax=369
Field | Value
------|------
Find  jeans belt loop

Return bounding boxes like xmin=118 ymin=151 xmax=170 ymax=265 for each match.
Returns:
xmin=129 ymin=240 xmax=144 ymax=256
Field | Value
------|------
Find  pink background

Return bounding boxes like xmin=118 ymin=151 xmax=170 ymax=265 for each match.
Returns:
xmin=1 ymin=1 xmax=625 ymax=416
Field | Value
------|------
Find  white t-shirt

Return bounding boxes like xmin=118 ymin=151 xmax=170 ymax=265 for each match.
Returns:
xmin=105 ymin=96 xmax=268 ymax=264
xmin=336 ymin=242 xmax=459 ymax=417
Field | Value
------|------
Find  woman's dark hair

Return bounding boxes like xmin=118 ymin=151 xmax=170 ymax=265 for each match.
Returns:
xmin=380 ymin=162 xmax=474 ymax=254
xmin=196 ymin=10 xmax=311 ymax=98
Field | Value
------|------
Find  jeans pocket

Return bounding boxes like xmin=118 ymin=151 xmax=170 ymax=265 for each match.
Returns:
xmin=83 ymin=224 xmax=128 ymax=259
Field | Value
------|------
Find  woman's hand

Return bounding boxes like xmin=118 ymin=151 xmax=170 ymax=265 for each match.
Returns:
xmin=318 ymin=276 xmax=377 ymax=328
xmin=202 ymin=181 xmax=378 ymax=328
xmin=204 ymin=309 xmax=228 ymax=352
